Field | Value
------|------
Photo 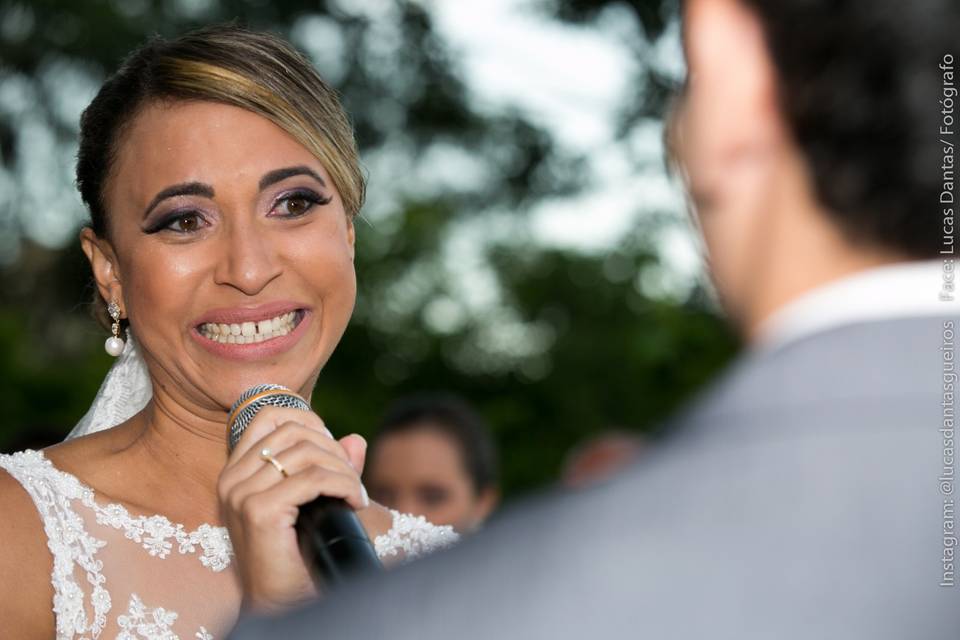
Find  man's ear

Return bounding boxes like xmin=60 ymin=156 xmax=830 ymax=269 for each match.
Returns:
xmin=684 ymin=0 xmax=785 ymax=160
xmin=79 ymin=227 xmax=124 ymax=313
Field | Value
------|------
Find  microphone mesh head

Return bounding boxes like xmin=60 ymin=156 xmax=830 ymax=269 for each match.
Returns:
xmin=228 ymin=384 xmax=311 ymax=452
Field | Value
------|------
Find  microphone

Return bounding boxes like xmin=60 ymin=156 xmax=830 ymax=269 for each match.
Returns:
xmin=227 ymin=384 xmax=382 ymax=589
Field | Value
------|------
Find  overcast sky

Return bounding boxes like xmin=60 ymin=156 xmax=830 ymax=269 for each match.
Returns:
xmin=430 ymin=0 xmax=700 ymax=289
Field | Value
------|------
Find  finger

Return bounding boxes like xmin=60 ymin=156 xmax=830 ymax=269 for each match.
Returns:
xmin=243 ymin=466 xmax=369 ymax=521
xmin=230 ymin=440 xmax=358 ymax=501
xmin=339 ymin=434 xmax=368 ymax=474
xmin=242 ymin=422 xmax=350 ymax=474
xmin=230 ymin=406 xmax=332 ymax=460
xmin=223 ymin=421 xmax=348 ymax=490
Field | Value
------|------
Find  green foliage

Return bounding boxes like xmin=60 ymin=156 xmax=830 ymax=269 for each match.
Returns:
xmin=538 ymin=0 xmax=683 ymax=137
xmin=0 ymin=0 xmax=737 ymax=496
xmin=316 ymin=218 xmax=738 ymax=493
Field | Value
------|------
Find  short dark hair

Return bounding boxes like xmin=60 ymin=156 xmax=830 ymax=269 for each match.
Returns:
xmin=739 ymin=0 xmax=958 ymax=258
xmin=374 ymin=393 xmax=498 ymax=495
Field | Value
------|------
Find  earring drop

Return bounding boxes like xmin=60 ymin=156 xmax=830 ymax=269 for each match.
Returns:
xmin=105 ymin=300 xmax=125 ymax=357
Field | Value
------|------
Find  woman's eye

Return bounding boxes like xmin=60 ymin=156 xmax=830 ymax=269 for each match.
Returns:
xmin=369 ymin=486 xmax=395 ymax=505
xmin=143 ymin=211 xmax=207 ymax=235
xmin=273 ymin=191 xmax=331 ymax=218
xmin=418 ymin=486 xmax=450 ymax=507
xmin=168 ymin=212 xmax=204 ymax=233
xmin=283 ymin=196 xmax=313 ymax=217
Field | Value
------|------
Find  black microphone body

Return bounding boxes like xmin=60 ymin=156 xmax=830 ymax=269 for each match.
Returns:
xmin=228 ymin=384 xmax=382 ymax=589
xmin=294 ymin=496 xmax=380 ymax=586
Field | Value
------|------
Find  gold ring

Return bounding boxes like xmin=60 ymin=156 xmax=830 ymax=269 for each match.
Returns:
xmin=260 ymin=447 xmax=289 ymax=478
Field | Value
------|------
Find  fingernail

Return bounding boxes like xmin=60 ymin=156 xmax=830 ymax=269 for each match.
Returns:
xmin=360 ymin=484 xmax=370 ymax=508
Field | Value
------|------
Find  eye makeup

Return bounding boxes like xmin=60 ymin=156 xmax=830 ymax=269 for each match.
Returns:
xmin=142 ymin=209 xmax=209 ymax=235
xmin=141 ymin=188 xmax=333 ymax=235
xmin=270 ymin=188 xmax=333 ymax=218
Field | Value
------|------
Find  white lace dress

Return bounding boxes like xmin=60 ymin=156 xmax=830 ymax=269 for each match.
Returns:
xmin=0 ymin=449 xmax=458 ymax=640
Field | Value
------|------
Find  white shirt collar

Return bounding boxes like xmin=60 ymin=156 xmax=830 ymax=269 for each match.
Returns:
xmin=756 ymin=260 xmax=954 ymax=349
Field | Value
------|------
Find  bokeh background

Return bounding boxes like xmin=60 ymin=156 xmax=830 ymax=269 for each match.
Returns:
xmin=0 ymin=0 xmax=739 ymax=497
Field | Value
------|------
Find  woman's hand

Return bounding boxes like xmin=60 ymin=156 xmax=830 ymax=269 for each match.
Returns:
xmin=217 ymin=406 xmax=372 ymax=613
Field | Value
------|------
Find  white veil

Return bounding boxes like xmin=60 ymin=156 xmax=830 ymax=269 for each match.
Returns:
xmin=67 ymin=330 xmax=153 ymax=439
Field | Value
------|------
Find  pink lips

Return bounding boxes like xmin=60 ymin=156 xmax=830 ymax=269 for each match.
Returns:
xmin=193 ymin=301 xmax=305 ymax=326
xmin=191 ymin=301 xmax=312 ymax=362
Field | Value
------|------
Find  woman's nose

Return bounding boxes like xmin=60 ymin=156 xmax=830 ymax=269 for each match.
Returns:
xmin=214 ymin=219 xmax=282 ymax=295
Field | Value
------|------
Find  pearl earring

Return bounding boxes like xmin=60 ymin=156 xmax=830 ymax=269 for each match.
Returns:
xmin=105 ymin=300 xmax=125 ymax=357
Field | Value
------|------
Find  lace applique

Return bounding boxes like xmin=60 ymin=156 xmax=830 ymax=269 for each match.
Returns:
xmin=2 ymin=449 xmax=113 ymax=637
xmin=117 ymin=594 xmax=176 ymax=640
xmin=374 ymin=509 xmax=459 ymax=561
xmin=0 ymin=450 xmax=229 ymax=639
xmin=95 ymin=505 xmax=232 ymax=571
xmin=2 ymin=449 xmax=458 ymax=639
xmin=116 ymin=593 xmax=214 ymax=640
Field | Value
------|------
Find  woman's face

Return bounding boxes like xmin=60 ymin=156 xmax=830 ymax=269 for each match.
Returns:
xmin=86 ymin=100 xmax=356 ymax=412
xmin=365 ymin=426 xmax=495 ymax=533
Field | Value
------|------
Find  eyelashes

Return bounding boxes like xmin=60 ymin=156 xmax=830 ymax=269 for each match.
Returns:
xmin=141 ymin=189 xmax=333 ymax=235
xmin=271 ymin=189 xmax=332 ymax=218
xmin=143 ymin=210 xmax=206 ymax=235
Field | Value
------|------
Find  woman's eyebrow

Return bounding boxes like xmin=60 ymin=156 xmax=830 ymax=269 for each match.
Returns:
xmin=142 ymin=182 xmax=214 ymax=219
xmin=259 ymin=165 xmax=326 ymax=190
xmin=140 ymin=167 xmax=325 ymax=219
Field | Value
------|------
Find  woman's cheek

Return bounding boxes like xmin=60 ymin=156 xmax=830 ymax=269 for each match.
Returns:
xmin=122 ymin=245 xmax=211 ymax=342
xmin=295 ymin=233 xmax=357 ymax=312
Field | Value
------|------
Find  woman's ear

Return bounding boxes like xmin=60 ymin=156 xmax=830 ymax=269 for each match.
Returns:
xmin=80 ymin=227 xmax=124 ymax=313
xmin=472 ymin=487 xmax=500 ymax=526
xmin=346 ymin=215 xmax=356 ymax=261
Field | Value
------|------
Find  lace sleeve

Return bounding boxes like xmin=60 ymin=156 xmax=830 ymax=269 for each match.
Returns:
xmin=373 ymin=510 xmax=459 ymax=563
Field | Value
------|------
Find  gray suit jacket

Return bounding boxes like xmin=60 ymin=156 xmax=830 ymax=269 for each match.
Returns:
xmin=231 ymin=316 xmax=959 ymax=639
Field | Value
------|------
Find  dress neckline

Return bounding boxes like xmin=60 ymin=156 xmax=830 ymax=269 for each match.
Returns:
xmin=6 ymin=448 xmax=233 ymax=571
xmin=38 ymin=448 xmax=224 ymax=532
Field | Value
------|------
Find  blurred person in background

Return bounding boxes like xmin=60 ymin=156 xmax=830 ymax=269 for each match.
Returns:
xmin=0 ymin=25 xmax=456 ymax=640
xmin=365 ymin=393 xmax=500 ymax=533
xmin=560 ymin=430 xmax=646 ymax=489
xmin=231 ymin=0 xmax=960 ymax=637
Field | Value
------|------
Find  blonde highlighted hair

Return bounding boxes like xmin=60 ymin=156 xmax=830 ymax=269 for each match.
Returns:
xmin=77 ymin=24 xmax=365 ymax=237
xmin=77 ymin=24 xmax=365 ymax=329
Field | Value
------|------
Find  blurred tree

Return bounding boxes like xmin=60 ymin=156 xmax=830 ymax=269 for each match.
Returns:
xmin=318 ymin=216 xmax=736 ymax=493
xmin=539 ymin=0 xmax=682 ymax=137
xmin=0 ymin=0 xmax=736 ymax=495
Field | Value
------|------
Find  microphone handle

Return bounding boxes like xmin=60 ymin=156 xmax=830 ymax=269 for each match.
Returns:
xmin=227 ymin=383 xmax=382 ymax=589
xmin=295 ymin=495 xmax=382 ymax=589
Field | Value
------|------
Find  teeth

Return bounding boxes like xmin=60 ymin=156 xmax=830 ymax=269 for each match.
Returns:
xmin=199 ymin=311 xmax=299 ymax=344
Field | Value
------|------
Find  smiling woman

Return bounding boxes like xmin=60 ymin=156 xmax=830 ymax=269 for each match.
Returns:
xmin=0 ymin=25 xmax=455 ymax=640
xmin=85 ymin=98 xmax=358 ymax=381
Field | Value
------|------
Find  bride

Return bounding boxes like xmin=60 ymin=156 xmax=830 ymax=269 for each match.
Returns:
xmin=0 ymin=25 xmax=456 ymax=639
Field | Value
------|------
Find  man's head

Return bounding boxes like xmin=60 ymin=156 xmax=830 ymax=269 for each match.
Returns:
xmin=678 ymin=0 xmax=956 ymax=337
